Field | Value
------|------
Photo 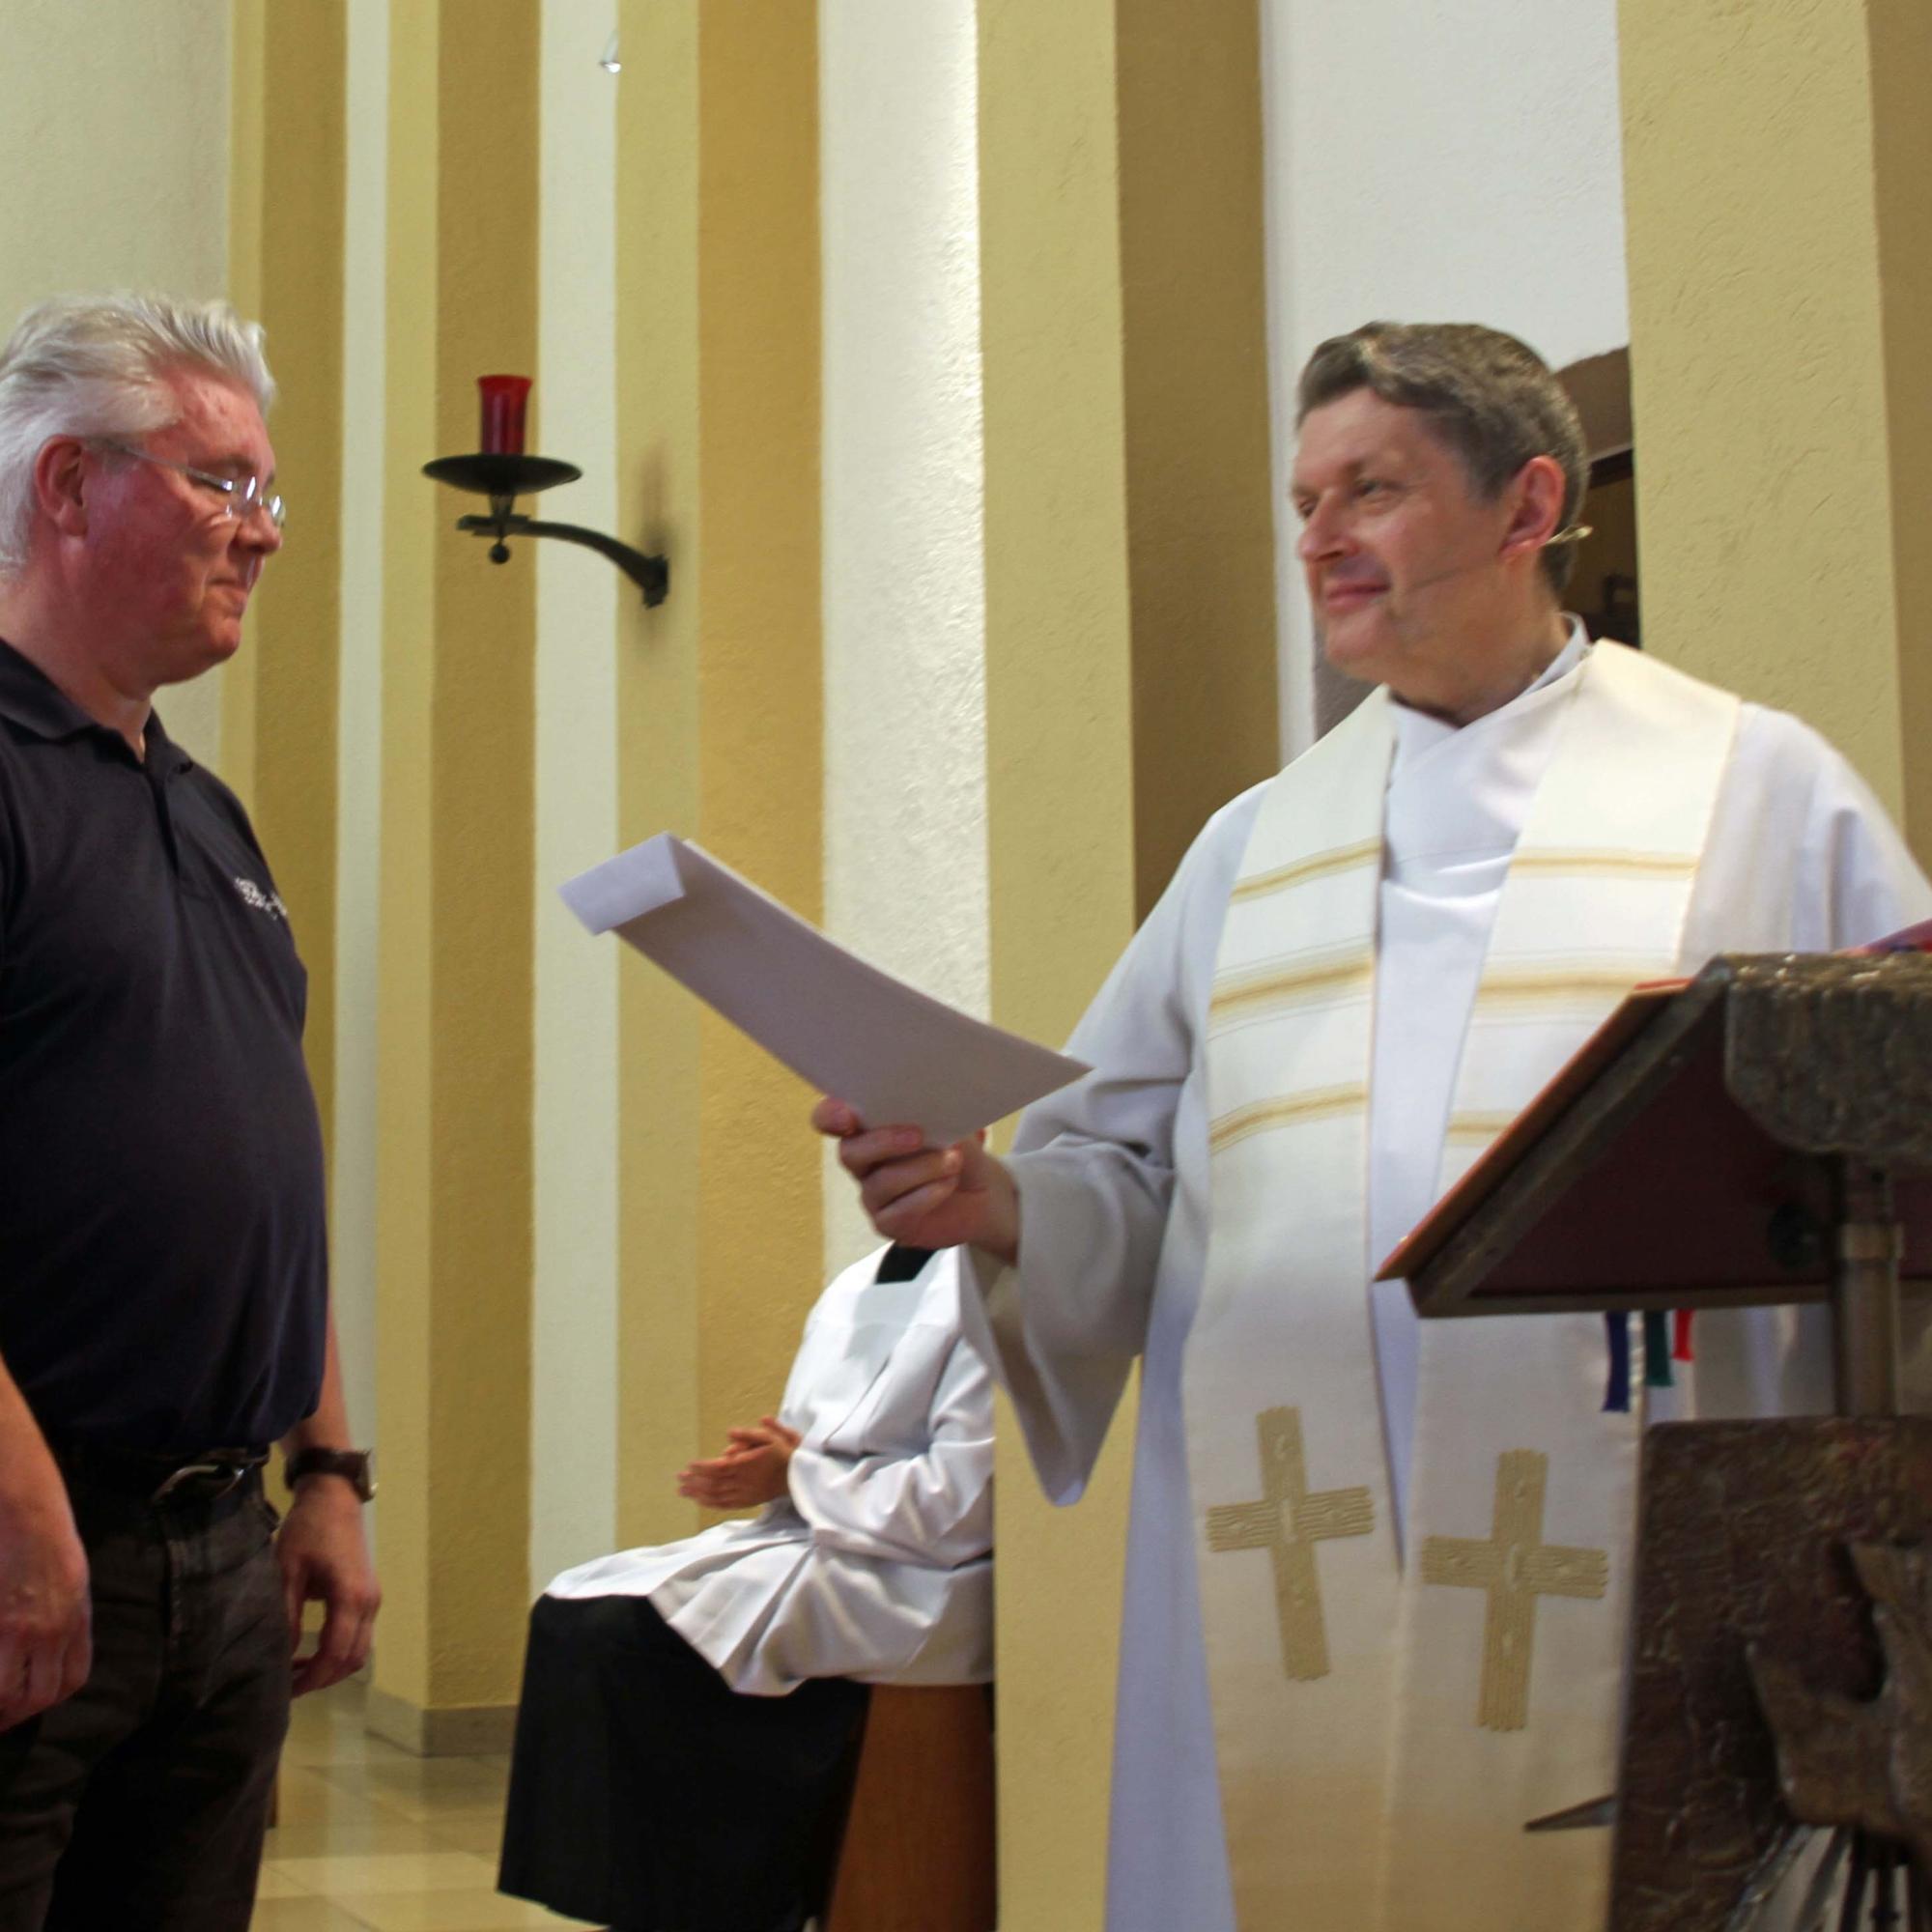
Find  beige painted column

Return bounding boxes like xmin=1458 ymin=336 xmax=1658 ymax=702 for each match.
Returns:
xmin=227 ymin=0 xmax=347 ymax=1152
xmin=979 ymin=2 xmax=1137 ymax=1901
xmin=1622 ymin=0 xmax=1931 ymax=854
xmin=369 ymin=0 xmax=540 ymax=1753
xmin=1117 ymin=0 xmax=1280 ymax=914
xmin=611 ymin=0 xmax=825 ymax=1551
xmin=979 ymin=0 xmax=1278 ymax=1922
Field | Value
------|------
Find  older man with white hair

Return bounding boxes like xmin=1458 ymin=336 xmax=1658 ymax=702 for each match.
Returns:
xmin=0 ymin=293 xmax=377 ymax=1932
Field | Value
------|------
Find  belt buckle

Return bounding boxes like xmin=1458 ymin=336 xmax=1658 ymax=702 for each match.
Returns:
xmin=148 ymin=1459 xmax=250 ymax=1505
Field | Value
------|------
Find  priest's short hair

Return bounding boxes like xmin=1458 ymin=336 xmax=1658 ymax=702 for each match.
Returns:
xmin=1296 ymin=321 xmax=1589 ymax=594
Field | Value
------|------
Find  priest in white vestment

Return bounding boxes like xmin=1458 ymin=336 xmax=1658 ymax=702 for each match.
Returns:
xmin=498 ymin=1242 xmax=992 ymax=1932
xmin=815 ymin=323 xmax=1932 ymax=1932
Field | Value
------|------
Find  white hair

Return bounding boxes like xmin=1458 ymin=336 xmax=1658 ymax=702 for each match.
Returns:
xmin=0 ymin=292 xmax=276 ymax=573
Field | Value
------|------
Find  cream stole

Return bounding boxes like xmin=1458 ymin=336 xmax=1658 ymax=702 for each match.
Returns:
xmin=1186 ymin=642 xmax=1740 ymax=1930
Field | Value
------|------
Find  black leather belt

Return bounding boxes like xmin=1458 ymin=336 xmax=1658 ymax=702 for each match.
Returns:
xmin=52 ymin=1442 xmax=270 ymax=1506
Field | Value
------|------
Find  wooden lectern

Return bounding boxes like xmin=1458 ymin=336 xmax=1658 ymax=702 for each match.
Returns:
xmin=1382 ymin=948 xmax=1932 ymax=1930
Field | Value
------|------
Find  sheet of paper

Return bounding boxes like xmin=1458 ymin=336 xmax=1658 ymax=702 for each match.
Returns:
xmin=559 ymin=834 xmax=1090 ymax=1146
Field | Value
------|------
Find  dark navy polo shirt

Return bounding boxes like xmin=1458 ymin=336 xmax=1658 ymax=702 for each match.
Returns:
xmin=0 ymin=639 xmax=327 ymax=1450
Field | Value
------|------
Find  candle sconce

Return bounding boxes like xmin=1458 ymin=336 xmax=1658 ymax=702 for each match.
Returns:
xmin=421 ymin=453 xmax=669 ymax=608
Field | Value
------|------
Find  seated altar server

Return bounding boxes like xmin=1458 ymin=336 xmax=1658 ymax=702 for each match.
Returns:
xmin=498 ymin=1242 xmax=992 ymax=1932
xmin=816 ymin=322 xmax=1932 ymax=1932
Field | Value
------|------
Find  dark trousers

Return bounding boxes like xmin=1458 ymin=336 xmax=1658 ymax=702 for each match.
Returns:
xmin=0 ymin=1473 xmax=290 ymax=1932
xmin=499 ymin=1593 xmax=870 ymax=1932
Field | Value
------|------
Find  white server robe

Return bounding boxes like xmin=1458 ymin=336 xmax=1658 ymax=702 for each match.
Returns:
xmin=550 ymin=1245 xmax=993 ymax=1696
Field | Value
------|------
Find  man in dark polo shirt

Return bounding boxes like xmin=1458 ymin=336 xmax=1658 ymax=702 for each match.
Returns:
xmin=0 ymin=293 xmax=379 ymax=1930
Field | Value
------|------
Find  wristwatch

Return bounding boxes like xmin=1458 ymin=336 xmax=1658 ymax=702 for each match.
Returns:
xmin=284 ymin=1447 xmax=378 ymax=1502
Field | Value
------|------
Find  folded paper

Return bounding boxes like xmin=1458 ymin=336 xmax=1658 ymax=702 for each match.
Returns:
xmin=560 ymin=834 xmax=1089 ymax=1147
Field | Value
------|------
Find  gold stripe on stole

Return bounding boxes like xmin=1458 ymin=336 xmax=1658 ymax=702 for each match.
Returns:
xmin=1472 ymin=962 xmax=1657 ymax=1009
xmin=1208 ymin=1083 xmax=1368 ymax=1156
xmin=1209 ymin=945 xmax=1375 ymax=1027
xmin=1228 ymin=838 xmax=1381 ymax=902
xmin=1441 ymin=1110 xmax=1518 ymax=1146
xmin=1504 ymin=848 xmax=1697 ymax=879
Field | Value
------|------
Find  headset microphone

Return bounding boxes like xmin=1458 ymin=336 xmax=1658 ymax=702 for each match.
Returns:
xmin=1323 ymin=525 xmax=1594 ymax=609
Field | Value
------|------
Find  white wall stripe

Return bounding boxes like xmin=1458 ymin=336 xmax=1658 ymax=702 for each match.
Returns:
xmin=332 ymin=0 xmax=391 ymax=1493
xmin=530 ymin=0 xmax=622 ymax=1593
xmin=820 ymin=0 xmax=990 ymax=1276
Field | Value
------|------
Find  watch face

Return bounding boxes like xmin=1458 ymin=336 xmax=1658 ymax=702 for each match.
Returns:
xmin=335 ymin=1451 xmax=374 ymax=1502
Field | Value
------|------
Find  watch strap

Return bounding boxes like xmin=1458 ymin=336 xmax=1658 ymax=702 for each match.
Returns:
xmin=284 ymin=1447 xmax=377 ymax=1502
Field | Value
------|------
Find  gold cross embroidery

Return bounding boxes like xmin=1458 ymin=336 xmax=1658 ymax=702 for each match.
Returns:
xmin=1420 ymin=1449 xmax=1609 ymax=1732
xmin=1206 ymin=1406 xmax=1375 ymax=1681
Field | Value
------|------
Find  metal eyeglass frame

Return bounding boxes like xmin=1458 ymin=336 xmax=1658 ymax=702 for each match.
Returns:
xmin=98 ymin=440 xmax=286 ymax=530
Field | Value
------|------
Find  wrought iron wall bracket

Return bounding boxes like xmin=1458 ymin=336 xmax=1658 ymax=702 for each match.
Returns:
xmin=455 ymin=504 xmax=668 ymax=607
xmin=422 ymin=455 xmax=669 ymax=608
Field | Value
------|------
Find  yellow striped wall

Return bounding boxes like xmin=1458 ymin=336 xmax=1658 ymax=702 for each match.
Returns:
xmin=1118 ymin=0 xmax=1280 ymax=916
xmin=227 ymin=0 xmax=347 ymax=1158
xmin=977 ymin=7 xmax=1140 ymax=1900
xmin=370 ymin=0 xmax=542 ymax=1746
xmin=330 ymin=0 xmax=391 ymax=1503
xmin=611 ymin=0 xmax=826 ymax=1551
xmin=818 ymin=0 xmax=991 ymax=1281
xmin=529 ymin=0 xmax=623 ymax=1593
xmin=610 ymin=0 xmax=704 ymax=1553
xmin=1622 ymin=0 xmax=1931 ymax=855
xmin=0 ymin=9 xmax=233 ymax=763
xmin=1868 ymin=0 xmax=1932 ymax=860
xmin=979 ymin=0 xmax=1279 ymax=1919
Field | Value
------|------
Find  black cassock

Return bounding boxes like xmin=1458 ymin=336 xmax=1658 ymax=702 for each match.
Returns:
xmin=497 ymin=1592 xmax=869 ymax=1932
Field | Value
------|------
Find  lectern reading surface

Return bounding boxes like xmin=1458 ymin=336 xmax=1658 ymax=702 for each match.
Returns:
xmin=1380 ymin=962 xmax=1932 ymax=1321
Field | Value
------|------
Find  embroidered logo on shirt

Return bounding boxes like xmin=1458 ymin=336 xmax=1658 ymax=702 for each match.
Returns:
xmin=232 ymin=876 xmax=289 ymax=921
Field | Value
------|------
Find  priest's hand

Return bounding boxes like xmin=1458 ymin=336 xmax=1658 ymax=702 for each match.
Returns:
xmin=677 ymin=1418 xmax=801 ymax=1509
xmin=811 ymin=1101 xmax=1020 ymax=1264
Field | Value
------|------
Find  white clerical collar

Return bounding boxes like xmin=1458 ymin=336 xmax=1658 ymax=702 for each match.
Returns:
xmin=1389 ymin=617 xmax=1590 ymax=762
xmin=1524 ymin=614 xmax=1590 ymax=694
xmin=1384 ymin=619 xmax=1593 ymax=867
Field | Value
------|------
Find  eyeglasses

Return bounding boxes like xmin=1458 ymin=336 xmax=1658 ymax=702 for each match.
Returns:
xmin=98 ymin=440 xmax=286 ymax=530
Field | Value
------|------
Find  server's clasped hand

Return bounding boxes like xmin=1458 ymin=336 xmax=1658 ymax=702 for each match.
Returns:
xmin=675 ymin=1417 xmax=802 ymax=1510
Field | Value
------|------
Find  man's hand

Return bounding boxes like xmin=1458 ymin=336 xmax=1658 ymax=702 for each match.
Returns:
xmin=677 ymin=1417 xmax=803 ymax=1511
xmin=277 ymin=1481 xmax=380 ymax=1697
xmin=0 ymin=1472 xmax=91 ymax=1732
xmin=811 ymin=1101 xmax=1020 ymax=1264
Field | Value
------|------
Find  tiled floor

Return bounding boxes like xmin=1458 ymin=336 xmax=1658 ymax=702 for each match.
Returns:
xmin=253 ymin=1679 xmax=583 ymax=1932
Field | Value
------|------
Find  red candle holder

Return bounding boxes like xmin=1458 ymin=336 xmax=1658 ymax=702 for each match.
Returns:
xmin=477 ymin=375 xmax=532 ymax=456
xmin=423 ymin=395 xmax=669 ymax=606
